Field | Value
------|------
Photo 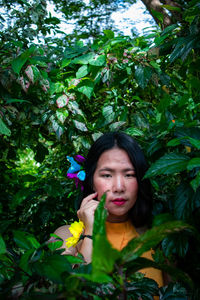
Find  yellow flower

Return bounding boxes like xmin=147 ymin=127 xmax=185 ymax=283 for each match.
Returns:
xmin=65 ymin=220 xmax=85 ymax=248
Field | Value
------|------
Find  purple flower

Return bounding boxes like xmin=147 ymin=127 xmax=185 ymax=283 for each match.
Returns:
xmin=75 ymin=155 xmax=85 ymax=163
xmin=67 ymin=155 xmax=86 ymax=190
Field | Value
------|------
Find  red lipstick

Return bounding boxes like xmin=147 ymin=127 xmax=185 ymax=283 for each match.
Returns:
xmin=112 ymin=198 xmax=126 ymax=206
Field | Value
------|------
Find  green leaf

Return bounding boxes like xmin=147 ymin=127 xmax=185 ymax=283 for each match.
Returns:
xmin=77 ymin=80 xmax=94 ymax=99
xmin=126 ymin=258 xmax=192 ymax=289
xmin=162 ymin=4 xmax=182 ymax=12
xmin=167 ymin=137 xmax=183 ymax=147
xmin=56 ymin=109 xmax=69 ymax=124
xmin=34 ymin=254 xmax=72 ymax=283
xmin=167 ymin=136 xmax=200 ymax=149
xmin=121 ymin=221 xmax=194 ymax=263
xmin=0 ymin=118 xmax=11 ymax=136
xmin=124 ymin=127 xmax=144 ymax=137
xmin=61 ymin=58 xmax=71 ymax=68
xmin=102 ymin=105 xmax=115 ymax=123
xmin=19 ymin=249 xmax=35 ymax=274
xmin=50 ymin=117 xmax=64 ymax=138
xmin=135 ymin=66 xmax=152 ymax=89
xmin=66 ymin=255 xmax=84 ymax=264
xmin=144 ymin=153 xmax=190 ymax=178
xmin=151 ymin=8 xmax=164 ymax=23
xmin=152 ymin=213 xmax=175 ymax=227
xmin=13 ymin=231 xmax=32 ymax=250
xmin=11 ymin=46 xmax=36 ymax=74
xmin=190 ymin=171 xmax=200 ymax=191
xmin=48 ymin=240 xmax=63 ymax=251
xmin=76 ymin=65 xmax=89 ymax=79
xmin=92 ymin=194 xmax=120 ymax=283
xmin=25 ymin=65 xmax=40 ymax=83
xmin=73 ymin=120 xmax=88 ymax=132
xmin=160 ymin=24 xmax=178 ymax=36
xmin=72 ymin=53 xmax=94 ymax=65
xmin=5 ymin=98 xmax=31 ymax=104
xmin=89 ymin=54 xmax=106 ymax=66
xmin=27 ymin=236 xmax=40 ymax=249
xmin=92 ymin=132 xmax=103 ymax=141
xmin=174 ymin=183 xmax=191 ymax=219
xmin=188 ymin=137 xmax=200 ymax=150
xmin=68 ymin=100 xmax=84 ymax=116
xmin=103 ymin=30 xmax=114 ymax=39
xmin=0 ymin=235 xmax=6 ymax=255
xmin=109 ymin=121 xmax=126 ymax=131
xmin=162 ymin=233 xmax=189 ymax=257
xmin=187 ymin=158 xmax=200 ymax=171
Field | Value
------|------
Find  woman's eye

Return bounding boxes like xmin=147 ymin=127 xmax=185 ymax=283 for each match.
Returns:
xmin=102 ymin=174 xmax=111 ymax=178
xmin=126 ymin=173 xmax=136 ymax=177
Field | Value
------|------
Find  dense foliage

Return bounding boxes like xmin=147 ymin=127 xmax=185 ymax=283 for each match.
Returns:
xmin=0 ymin=0 xmax=200 ymax=299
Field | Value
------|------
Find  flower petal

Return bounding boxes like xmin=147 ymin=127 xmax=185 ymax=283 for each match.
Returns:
xmin=77 ymin=170 xmax=86 ymax=181
xmin=75 ymin=155 xmax=85 ymax=163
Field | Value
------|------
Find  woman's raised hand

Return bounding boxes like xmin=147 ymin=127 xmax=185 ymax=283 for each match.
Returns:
xmin=77 ymin=192 xmax=98 ymax=235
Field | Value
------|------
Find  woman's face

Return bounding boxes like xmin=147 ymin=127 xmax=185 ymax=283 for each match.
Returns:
xmin=93 ymin=148 xmax=138 ymax=222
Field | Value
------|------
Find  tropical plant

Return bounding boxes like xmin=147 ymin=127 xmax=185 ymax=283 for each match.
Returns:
xmin=0 ymin=0 xmax=200 ymax=298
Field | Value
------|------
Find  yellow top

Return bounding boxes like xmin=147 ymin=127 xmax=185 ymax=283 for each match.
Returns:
xmin=106 ymin=220 xmax=163 ymax=288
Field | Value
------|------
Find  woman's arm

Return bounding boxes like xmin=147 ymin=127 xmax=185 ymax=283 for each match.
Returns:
xmin=55 ymin=192 xmax=98 ymax=263
xmin=54 ymin=225 xmax=77 ymax=256
xmin=77 ymin=192 xmax=99 ymax=263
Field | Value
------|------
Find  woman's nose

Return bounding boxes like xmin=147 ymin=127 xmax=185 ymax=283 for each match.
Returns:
xmin=112 ymin=175 xmax=125 ymax=192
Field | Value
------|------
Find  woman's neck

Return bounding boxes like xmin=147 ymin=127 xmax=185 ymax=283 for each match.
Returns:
xmin=106 ymin=213 xmax=129 ymax=223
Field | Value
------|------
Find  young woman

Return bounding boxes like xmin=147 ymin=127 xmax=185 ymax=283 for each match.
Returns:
xmin=55 ymin=132 xmax=163 ymax=287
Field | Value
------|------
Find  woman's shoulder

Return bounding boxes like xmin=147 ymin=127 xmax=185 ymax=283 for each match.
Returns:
xmin=135 ymin=225 xmax=148 ymax=235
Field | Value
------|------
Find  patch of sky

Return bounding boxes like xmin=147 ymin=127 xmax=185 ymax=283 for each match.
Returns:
xmin=0 ymin=0 xmax=157 ymax=42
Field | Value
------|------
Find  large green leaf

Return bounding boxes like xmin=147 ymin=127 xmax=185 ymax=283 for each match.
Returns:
xmin=89 ymin=54 xmax=106 ymax=66
xmin=144 ymin=153 xmax=190 ymax=178
xmin=34 ymin=254 xmax=72 ymax=283
xmin=121 ymin=221 xmax=194 ymax=263
xmin=135 ymin=66 xmax=152 ymax=89
xmin=11 ymin=46 xmax=36 ymax=74
xmin=13 ymin=231 xmax=40 ymax=250
xmin=77 ymin=80 xmax=94 ymax=99
xmin=56 ymin=109 xmax=69 ymax=124
xmin=174 ymin=182 xmax=193 ymax=219
xmin=73 ymin=120 xmax=88 ymax=132
xmin=0 ymin=118 xmax=11 ymax=136
xmin=76 ymin=65 xmax=89 ymax=79
xmin=19 ymin=249 xmax=35 ymax=274
xmin=92 ymin=194 xmax=120 ymax=283
xmin=187 ymin=158 xmax=200 ymax=171
xmin=125 ymin=257 xmax=192 ymax=288
xmin=72 ymin=53 xmax=94 ymax=65
xmin=68 ymin=100 xmax=84 ymax=116
xmin=13 ymin=230 xmax=33 ymax=250
xmin=102 ymin=105 xmax=115 ymax=124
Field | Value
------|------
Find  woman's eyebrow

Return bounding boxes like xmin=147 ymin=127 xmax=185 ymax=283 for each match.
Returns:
xmin=98 ymin=167 xmax=135 ymax=172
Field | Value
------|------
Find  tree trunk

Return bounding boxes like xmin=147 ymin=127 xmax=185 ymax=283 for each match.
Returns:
xmin=141 ymin=0 xmax=182 ymax=28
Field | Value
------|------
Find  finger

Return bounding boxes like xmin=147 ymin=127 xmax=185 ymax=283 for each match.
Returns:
xmin=79 ymin=201 xmax=99 ymax=214
xmin=80 ymin=192 xmax=98 ymax=207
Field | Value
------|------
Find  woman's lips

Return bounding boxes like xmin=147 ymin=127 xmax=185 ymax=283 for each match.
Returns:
xmin=112 ymin=198 xmax=126 ymax=206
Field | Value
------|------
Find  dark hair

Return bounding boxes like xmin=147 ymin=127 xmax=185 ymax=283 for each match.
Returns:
xmin=82 ymin=132 xmax=152 ymax=227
